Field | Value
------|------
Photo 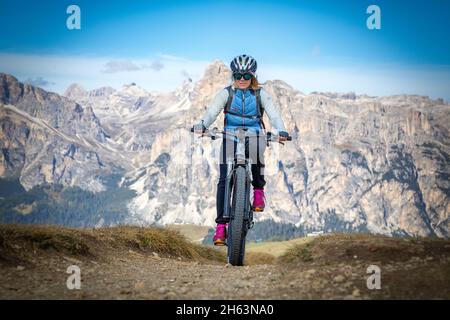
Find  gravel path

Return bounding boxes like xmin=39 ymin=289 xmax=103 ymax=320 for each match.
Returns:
xmin=1 ymin=226 xmax=449 ymax=300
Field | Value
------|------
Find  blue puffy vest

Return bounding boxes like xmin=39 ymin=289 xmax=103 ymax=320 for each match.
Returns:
xmin=224 ymin=87 xmax=262 ymax=130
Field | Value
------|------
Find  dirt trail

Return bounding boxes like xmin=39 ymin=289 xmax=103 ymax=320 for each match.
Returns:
xmin=0 ymin=225 xmax=449 ymax=299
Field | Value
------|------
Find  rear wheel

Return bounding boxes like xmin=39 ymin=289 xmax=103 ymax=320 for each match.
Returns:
xmin=227 ymin=166 xmax=249 ymax=266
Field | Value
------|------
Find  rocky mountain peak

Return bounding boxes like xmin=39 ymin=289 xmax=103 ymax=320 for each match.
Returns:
xmin=188 ymin=60 xmax=231 ymax=110
xmin=64 ymin=83 xmax=87 ymax=100
xmin=88 ymin=86 xmax=116 ymax=98
xmin=175 ymin=77 xmax=195 ymax=99
xmin=119 ymin=83 xmax=149 ymax=97
xmin=0 ymin=72 xmax=20 ymax=88
xmin=200 ymin=60 xmax=231 ymax=85
xmin=0 ymin=73 xmax=55 ymax=107
xmin=0 ymin=73 xmax=21 ymax=104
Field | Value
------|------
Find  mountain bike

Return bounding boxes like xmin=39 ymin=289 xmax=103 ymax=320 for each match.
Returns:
xmin=192 ymin=127 xmax=291 ymax=266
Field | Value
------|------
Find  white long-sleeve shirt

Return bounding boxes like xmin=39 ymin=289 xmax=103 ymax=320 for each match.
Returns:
xmin=199 ymin=86 xmax=287 ymax=133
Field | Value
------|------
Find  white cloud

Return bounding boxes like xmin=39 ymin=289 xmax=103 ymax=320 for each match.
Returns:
xmin=150 ymin=60 xmax=164 ymax=71
xmin=0 ymin=52 xmax=448 ymax=100
xmin=0 ymin=53 xmax=209 ymax=94
xmin=101 ymin=60 xmax=146 ymax=73
xmin=24 ymin=76 xmax=55 ymax=87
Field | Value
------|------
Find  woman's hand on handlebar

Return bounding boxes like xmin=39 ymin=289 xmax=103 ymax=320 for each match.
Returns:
xmin=191 ymin=123 xmax=207 ymax=135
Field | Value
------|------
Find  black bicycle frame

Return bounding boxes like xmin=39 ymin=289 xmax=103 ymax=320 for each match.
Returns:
xmin=222 ymin=135 xmax=253 ymax=222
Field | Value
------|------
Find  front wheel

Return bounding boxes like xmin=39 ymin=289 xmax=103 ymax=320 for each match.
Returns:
xmin=227 ymin=166 xmax=249 ymax=266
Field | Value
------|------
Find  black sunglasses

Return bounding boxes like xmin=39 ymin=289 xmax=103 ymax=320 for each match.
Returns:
xmin=233 ymin=72 xmax=253 ymax=81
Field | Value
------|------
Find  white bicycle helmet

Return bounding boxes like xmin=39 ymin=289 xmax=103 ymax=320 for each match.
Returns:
xmin=230 ymin=54 xmax=257 ymax=74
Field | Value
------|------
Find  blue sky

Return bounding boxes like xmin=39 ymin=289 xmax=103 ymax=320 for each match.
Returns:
xmin=1 ymin=0 xmax=449 ymax=99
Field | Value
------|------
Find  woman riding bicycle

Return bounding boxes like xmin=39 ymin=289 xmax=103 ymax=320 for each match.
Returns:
xmin=193 ymin=54 xmax=289 ymax=246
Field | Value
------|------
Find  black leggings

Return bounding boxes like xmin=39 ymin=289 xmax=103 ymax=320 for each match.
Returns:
xmin=215 ymin=136 xmax=266 ymax=224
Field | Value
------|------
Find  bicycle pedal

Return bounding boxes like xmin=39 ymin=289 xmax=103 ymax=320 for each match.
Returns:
xmin=214 ymin=239 xmax=227 ymax=246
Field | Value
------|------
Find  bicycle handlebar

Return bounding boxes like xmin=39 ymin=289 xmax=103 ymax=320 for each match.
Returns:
xmin=190 ymin=127 xmax=292 ymax=143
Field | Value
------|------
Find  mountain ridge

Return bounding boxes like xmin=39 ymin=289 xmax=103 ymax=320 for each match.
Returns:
xmin=1 ymin=61 xmax=449 ymax=238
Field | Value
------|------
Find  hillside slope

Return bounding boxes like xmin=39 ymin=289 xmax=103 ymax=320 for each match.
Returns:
xmin=0 ymin=225 xmax=448 ymax=299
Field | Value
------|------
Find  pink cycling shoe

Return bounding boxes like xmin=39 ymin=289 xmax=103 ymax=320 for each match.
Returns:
xmin=253 ymin=188 xmax=265 ymax=212
xmin=213 ymin=223 xmax=227 ymax=246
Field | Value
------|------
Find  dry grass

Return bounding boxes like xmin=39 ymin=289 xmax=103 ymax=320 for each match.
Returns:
xmin=0 ymin=224 xmax=92 ymax=256
xmin=0 ymin=224 xmax=226 ymax=264
xmin=245 ymin=252 xmax=276 ymax=265
xmin=12 ymin=226 xmax=444 ymax=269
xmin=0 ymin=224 xmax=285 ymax=266
xmin=166 ymin=224 xmax=211 ymax=244
xmin=246 ymin=237 xmax=313 ymax=257
xmin=280 ymin=232 xmax=450 ymax=265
